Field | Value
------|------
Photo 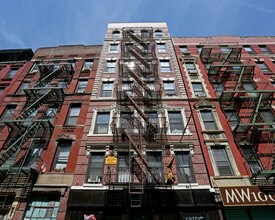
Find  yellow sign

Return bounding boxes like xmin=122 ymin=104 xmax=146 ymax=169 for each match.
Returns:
xmin=105 ymin=156 xmax=117 ymax=165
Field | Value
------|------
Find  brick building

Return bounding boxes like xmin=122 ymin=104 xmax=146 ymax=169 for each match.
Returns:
xmin=0 ymin=23 xmax=275 ymax=220
xmin=173 ymin=36 xmax=275 ymax=219
xmin=0 ymin=45 xmax=101 ymax=219
xmin=66 ymin=23 xmax=218 ymax=219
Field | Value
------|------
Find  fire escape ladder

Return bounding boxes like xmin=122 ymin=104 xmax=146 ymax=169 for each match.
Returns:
xmin=0 ymin=122 xmax=38 ymax=166
xmin=250 ymin=93 xmax=262 ymax=124
xmin=124 ymin=93 xmax=156 ymax=129
xmin=35 ymin=65 xmax=65 ymax=88
xmin=125 ymin=66 xmax=152 ymax=96
xmin=127 ymin=46 xmax=150 ymax=69
xmin=124 ymin=130 xmax=159 ymax=184
xmin=126 ymin=30 xmax=148 ymax=50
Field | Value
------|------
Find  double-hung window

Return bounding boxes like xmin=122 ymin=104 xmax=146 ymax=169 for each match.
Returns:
xmin=241 ymin=146 xmax=262 ymax=175
xmin=212 ymin=146 xmax=233 ymax=176
xmin=106 ymin=60 xmax=116 ymax=73
xmin=192 ymin=82 xmax=206 ymax=97
xmin=88 ymin=152 xmax=105 ymax=183
xmin=94 ymin=112 xmax=110 ymax=134
xmin=212 ymin=83 xmax=224 ymax=97
xmin=157 ymin=43 xmax=166 ymax=53
xmin=17 ymin=82 xmax=29 ymax=95
xmin=53 ymin=141 xmax=72 ymax=170
xmin=27 ymin=141 xmax=44 ymax=167
xmin=5 ymin=68 xmax=18 ymax=79
xmin=76 ymin=79 xmax=88 ymax=93
xmin=243 ymin=45 xmax=255 ymax=55
xmin=1 ymin=105 xmax=16 ymax=121
xmin=147 ymin=152 xmax=163 ymax=183
xmin=200 ymin=110 xmax=218 ymax=130
xmin=256 ymin=62 xmax=271 ymax=74
xmin=117 ymin=152 xmax=131 ymax=183
xmin=259 ymin=45 xmax=272 ymax=54
xmin=109 ymin=43 xmax=118 ymax=53
xmin=225 ymin=111 xmax=239 ymax=131
xmin=160 ymin=60 xmax=171 ymax=72
xmin=168 ymin=111 xmax=184 ymax=133
xmin=82 ymin=59 xmax=94 ymax=71
xmin=163 ymin=81 xmax=176 ymax=96
xmin=65 ymin=104 xmax=81 ymax=126
xmin=101 ymin=81 xmax=113 ymax=97
xmin=175 ymin=152 xmax=195 ymax=183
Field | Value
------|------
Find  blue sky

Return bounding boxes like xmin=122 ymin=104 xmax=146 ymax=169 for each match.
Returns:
xmin=1 ymin=0 xmax=275 ymax=51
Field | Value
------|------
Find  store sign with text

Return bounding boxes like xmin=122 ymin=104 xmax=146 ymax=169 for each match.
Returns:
xmin=219 ymin=186 xmax=275 ymax=206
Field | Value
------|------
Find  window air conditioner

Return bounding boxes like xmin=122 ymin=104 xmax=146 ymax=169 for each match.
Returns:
xmin=88 ymin=175 xmax=101 ymax=183
xmin=188 ymin=70 xmax=198 ymax=75
xmin=195 ymin=92 xmax=206 ymax=97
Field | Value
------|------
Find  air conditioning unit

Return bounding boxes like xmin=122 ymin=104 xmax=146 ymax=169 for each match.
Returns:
xmin=195 ymin=92 xmax=206 ymax=97
xmin=88 ymin=175 xmax=101 ymax=183
xmin=188 ymin=70 xmax=198 ymax=75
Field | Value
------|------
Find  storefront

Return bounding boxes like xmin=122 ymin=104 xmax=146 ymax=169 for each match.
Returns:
xmin=66 ymin=188 xmax=221 ymax=220
xmin=219 ymin=186 xmax=275 ymax=220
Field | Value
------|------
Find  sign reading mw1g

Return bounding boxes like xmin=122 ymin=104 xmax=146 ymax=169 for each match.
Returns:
xmin=219 ymin=186 xmax=275 ymax=206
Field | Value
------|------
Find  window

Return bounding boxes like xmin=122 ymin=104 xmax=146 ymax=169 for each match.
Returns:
xmin=27 ymin=141 xmax=44 ymax=167
xmin=23 ymin=109 xmax=38 ymax=127
xmin=242 ymin=82 xmax=257 ymax=97
xmin=225 ymin=111 xmax=239 ymax=131
xmin=117 ymin=152 xmax=131 ymax=183
xmin=200 ymin=110 xmax=218 ymax=130
xmin=259 ymin=45 xmax=272 ymax=54
xmin=101 ymin=81 xmax=113 ymax=97
xmin=16 ymin=82 xmax=29 ymax=95
xmin=163 ymin=81 xmax=176 ymax=96
xmin=196 ymin=46 xmax=203 ymax=55
xmin=192 ymin=82 xmax=206 ymax=97
xmin=68 ymin=59 xmax=76 ymax=69
xmin=175 ymin=152 xmax=195 ymax=183
xmin=120 ymin=112 xmax=134 ymax=130
xmin=112 ymin=30 xmax=120 ymax=38
xmin=259 ymin=110 xmax=275 ymax=128
xmin=122 ymin=81 xmax=133 ymax=96
xmin=65 ymin=104 xmax=81 ymax=126
xmin=5 ymin=68 xmax=18 ymax=79
xmin=141 ymin=30 xmax=149 ymax=38
xmin=76 ymin=79 xmax=88 ymax=93
xmin=168 ymin=111 xmax=184 ymax=133
xmin=24 ymin=196 xmax=60 ymax=219
xmin=179 ymin=46 xmax=189 ymax=54
xmin=147 ymin=152 xmax=163 ymax=183
xmin=160 ymin=60 xmax=171 ymax=72
xmin=88 ymin=152 xmax=105 ymax=183
xmin=256 ymin=62 xmax=271 ymax=74
xmin=0 ymin=87 xmax=4 ymax=95
xmin=106 ymin=60 xmax=116 ymax=72
xmin=82 ymin=59 xmax=94 ymax=71
xmin=185 ymin=62 xmax=198 ymax=76
xmin=57 ymin=80 xmax=68 ymax=89
xmin=157 ymin=43 xmax=166 ymax=52
xmin=212 ymin=83 xmax=225 ymax=97
xmin=220 ymin=46 xmax=230 ymax=53
xmin=53 ymin=141 xmax=71 ymax=170
xmin=46 ymin=106 xmax=58 ymax=124
xmin=109 ymin=43 xmax=118 ymax=53
xmin=241 ymin=146 xmax=262 ymax=175
xmin=212 ymin=146 xmax=233 ymax=176
xmin=94 ymin=112 xmax=110 ymax=134
xmin=1 ymin=105 xmax=16 ymax=121
xmin=52 ymin=61 xmax=60 ymax=70
xmin=154 ymin=30 xmax=163 ymax=37
xmin=243 ymin=45 xmax=255 ymax=55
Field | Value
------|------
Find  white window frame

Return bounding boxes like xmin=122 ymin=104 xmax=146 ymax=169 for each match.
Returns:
xmin=109 ymin=43 xmax=119 ymax=53
xmin=165 ymin=109 xmax=190 ymax=135
xmin=89 ymin=110 xmax=113 ymax=136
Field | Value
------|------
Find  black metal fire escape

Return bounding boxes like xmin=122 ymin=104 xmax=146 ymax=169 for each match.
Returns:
xmin=0 ymin=63 xmax=74 ymax=204
xmin=201 ymin=44 xmax=275 ymax=185
xmin=111 ymin=28 xmax=167 ymax=207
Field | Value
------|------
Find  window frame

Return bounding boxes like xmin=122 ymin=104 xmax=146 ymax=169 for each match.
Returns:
xmin=5 ymin=67 xmax=18 ymax=79
xmin=212 ymin=146 xmax=234 ymax=176
xmin=259 ymin=45 xmax=272 ymax=54
xmin=53 ymin=141 xmax=72 ymax=170
xmin=16 ymin=81 xmax=29 ymax=95
xmin=76 ymin=79 xmax=88 ymax=93
xmin=163 ymin=81 xmax=176 ymax=96
xmin=101 ymin=81 xmax=114 ymax=97
xmin=82 ymin=59 xmax=94 ymax=71
xmin=200 ymin=110 xmax=218 ymax=130
xmin=94 ymin=112 xmax=110 ymax=134
xmin=87 ymin=152 xmax=105 ymax=183
xmin=64 ymin=104 xmax=81 ymax=126
xmin=192 ymin=82 xmax=206 ymax=97
xmin=175 ymin=151 xmax=195 ymax=183
xmin=156 ymin=43 xmax=166 ymax=53
xmin=147 ymin=151 xmax=164 ymax=183
xmin=1 ymin=105 xmax=17 ymax=121
xmin=106 ymin=60 xmax=116 ymax=73
xmin=109 ymin=43 xmax=119 ymax=53
xmin=168 ymin=111 xmax=184 ymax=134
xmin=160 ymin=60 xmax=171 ymax=72
xmin=256 ymin=61 xmax=271 ymax=74
xmin=154 ymin=30 xmax=163 ymax=37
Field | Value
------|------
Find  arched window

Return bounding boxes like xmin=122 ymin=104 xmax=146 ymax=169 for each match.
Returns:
xmin=154 ymin=30 xmax=163 ymax=37
xmin=112 ymin=30 xmax=120 ymax=38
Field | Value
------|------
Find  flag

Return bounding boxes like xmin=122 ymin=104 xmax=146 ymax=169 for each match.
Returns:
xmin=40 ymin=163 xmax=46 ymax=173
